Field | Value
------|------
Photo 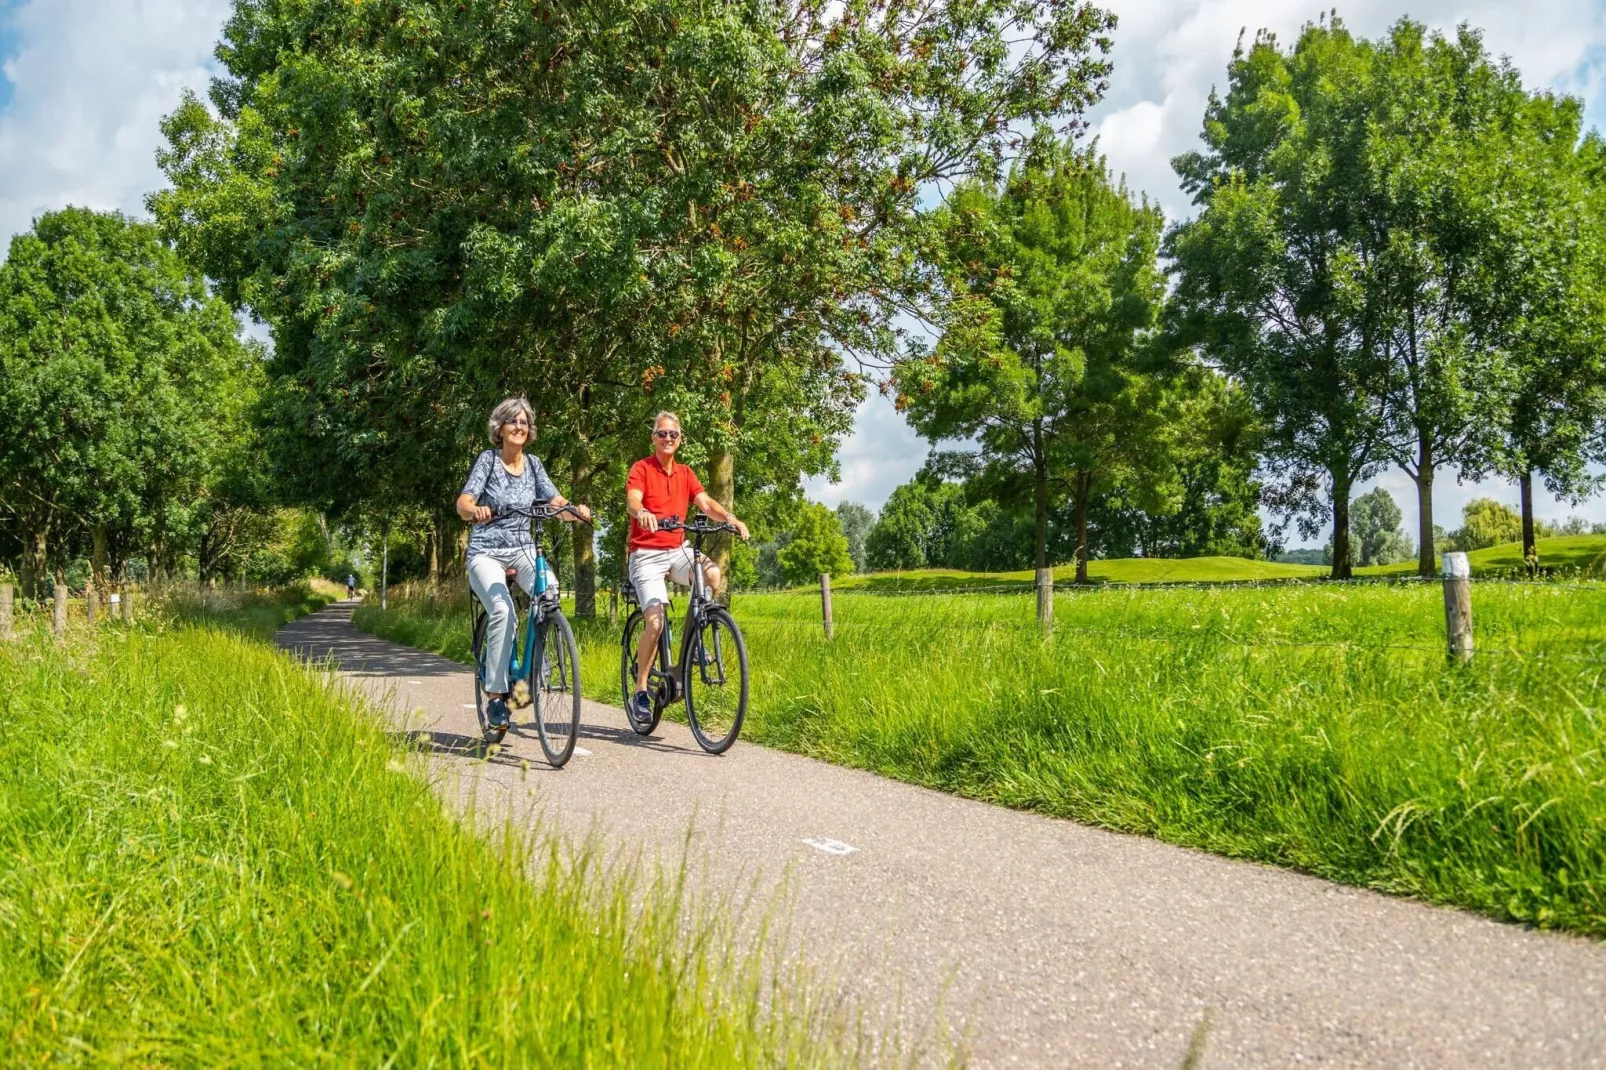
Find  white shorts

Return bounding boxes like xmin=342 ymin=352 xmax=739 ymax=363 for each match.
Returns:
xmin=628 ymin=545 xmax=708 ymax=608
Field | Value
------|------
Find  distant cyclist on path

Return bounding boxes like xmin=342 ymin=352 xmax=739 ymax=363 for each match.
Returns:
xmin=455 ymin=396 xmax=591 ymax=732
xmin=346 ymin=573 xmax=356 ymax=599
xmin=626 ymin=410 xmax=749 ymax=727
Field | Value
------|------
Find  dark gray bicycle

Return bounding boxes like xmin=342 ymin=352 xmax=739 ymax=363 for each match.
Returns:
xmin=619 ymin=515 xmax=749 ymax=754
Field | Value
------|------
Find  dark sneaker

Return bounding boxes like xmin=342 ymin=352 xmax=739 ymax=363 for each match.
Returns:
xmin=631 ymin=690 xmax=654 ymax=729
xmin=486 ymin=697 xmax=511 ymax=731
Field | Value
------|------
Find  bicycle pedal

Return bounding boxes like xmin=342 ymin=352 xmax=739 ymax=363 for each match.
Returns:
xmin=510 ymin=680 xmax=533 ymax=709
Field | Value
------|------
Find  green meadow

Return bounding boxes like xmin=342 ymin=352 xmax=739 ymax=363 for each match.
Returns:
xmin=359 ymin=564 xmax=1606 ymax=937
xmin=0 ymin=591 xmax=850 ymax=1065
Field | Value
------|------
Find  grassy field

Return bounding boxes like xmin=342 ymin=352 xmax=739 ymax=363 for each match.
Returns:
xmin=827 ymin=534 xmax=1606 ymax=590
xmin=0 ymin=594 xmax=850 ymax=1064
xmin=359 ymin=576 xmax=1606 ymax=937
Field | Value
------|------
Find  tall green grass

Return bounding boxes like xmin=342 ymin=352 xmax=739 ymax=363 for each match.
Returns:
xmin=361 ymin=580 xmax=1606 ymax=936
xmin=0 ymin=609 xmax=850 ymax=1064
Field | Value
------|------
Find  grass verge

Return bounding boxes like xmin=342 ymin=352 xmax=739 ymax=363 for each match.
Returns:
xmin=0 ymin=599 xmax=847 ymax=1064
xmin=359 ymin=580 xmax=1606 ymax=936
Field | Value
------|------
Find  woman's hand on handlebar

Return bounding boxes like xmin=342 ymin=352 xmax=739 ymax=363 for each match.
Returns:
xmin=567 ymin=503 xmax=593 ymax=524
xmin=468 ymin=504 xmax=492 ymax=524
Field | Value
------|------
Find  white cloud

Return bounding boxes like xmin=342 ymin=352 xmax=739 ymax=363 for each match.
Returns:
xmin=0 ymin=0 xmax=230 ymax=253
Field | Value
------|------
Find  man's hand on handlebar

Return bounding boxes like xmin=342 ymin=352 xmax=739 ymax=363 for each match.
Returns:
xmin=634 ymin=508 xmax=659 ymax=534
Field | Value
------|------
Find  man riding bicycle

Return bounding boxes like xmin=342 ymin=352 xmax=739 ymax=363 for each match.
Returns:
xmin=455 ymin=396 xmax=591 ymax=732
xmin=626 ymin=411 xmax=749 ymax=727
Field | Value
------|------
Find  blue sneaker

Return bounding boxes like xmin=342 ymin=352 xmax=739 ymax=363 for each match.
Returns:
xmin=631 ymin=690 xmax=654 ymax=729
xmin=486 ymin=696 xmax=511 ymax=731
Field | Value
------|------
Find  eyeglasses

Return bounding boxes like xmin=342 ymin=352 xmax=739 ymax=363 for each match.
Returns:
xmin=503 ymin=418 xmax=531 ymax=428
xmin=654 ymin=429 xmax=682 ymax=440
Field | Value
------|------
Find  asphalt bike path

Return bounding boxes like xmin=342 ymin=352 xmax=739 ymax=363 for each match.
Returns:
xmin=277 ymin=601 xmax=1606 ymax=1068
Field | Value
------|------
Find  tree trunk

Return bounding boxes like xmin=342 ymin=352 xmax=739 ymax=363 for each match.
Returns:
xmin=707 ymin=444 xmax=736 ymax=597
xmin=91 ymin=525 xmax=110 ymax=597
xmin=1330 ymin=473 xmax=1353 ymax=580
xmin=1074 ymin=471 xmax=1091 ymax=585
xmin=570 ymin=452 xmax=597 ymax=618
xmin=426 ymin=525 xmax=440 ymax=586
xmin=20 ymin=522 xmax=48 ymax=601
xmin=1519 ymin=470 xmax=1537 ymax=571
xmin=1412 ymin=437 xmax=1436 ymax=578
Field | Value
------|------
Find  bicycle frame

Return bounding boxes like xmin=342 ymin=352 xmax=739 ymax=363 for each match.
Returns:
xmin=640 ymin=521 xmax=725 ymax=705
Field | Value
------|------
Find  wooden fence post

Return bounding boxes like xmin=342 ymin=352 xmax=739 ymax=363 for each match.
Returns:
xmin=1036 ymin=568 xmax=1054 ymax=630
xmin=53 ymin=583 xmax=68 ymax=637
xmin=1443 ymin=552 xmax=1473 ymax=663
xmin=0 ymin=584 xmax=12 ymax=640
xmin=820 ymin=573 xmax=834 ymax=640
xmin=608 ymin=587 xmax=619 ymax=624
xmin=86 ymin=585 xmax=99 ymax=625
xmin=381 ymin=536 xmax=389 ymax=612
xmin=123 ymin=588 xmax=135 ymax=624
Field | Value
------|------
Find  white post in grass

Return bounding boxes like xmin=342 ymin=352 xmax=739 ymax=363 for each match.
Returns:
xmin=0 ymin=583 xmax=12 ymax=640
xmin=380 ymin=532 xmax=389 ymax=612
xmin=1443 ymin=551 xmax=1473 ymax=663
xmin=820 ymin=573 xmax=834 ymax=640
xmin=1036 ymin=568 xmax=1054 ymax=630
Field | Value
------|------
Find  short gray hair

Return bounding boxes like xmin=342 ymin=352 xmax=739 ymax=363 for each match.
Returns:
xmin=652 ymin=410 xmax=681 ymax=430
xmin=487 ymin=396 xmax=534 ymax=446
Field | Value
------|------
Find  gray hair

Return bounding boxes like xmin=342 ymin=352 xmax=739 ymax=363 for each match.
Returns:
xmin=652 ymin=410 xmax=682 ymax=430
xmin=487 ymin=396 xmax=534 ymax=446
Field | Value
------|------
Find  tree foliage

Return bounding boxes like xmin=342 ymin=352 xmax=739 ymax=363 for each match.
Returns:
xmin=151 ymin=0 xmax=1121 ymax=606
xmin=0 ymin=208 xmax=253 ymax=597
xmin=894 ymin=133 xmax=1166 ymax=579
xmin=776 ymin=502 xmax=854 ymax=585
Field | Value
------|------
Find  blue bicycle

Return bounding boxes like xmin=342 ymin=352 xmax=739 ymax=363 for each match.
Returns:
xmin=469 ymin=501 xmax=589 ymax=766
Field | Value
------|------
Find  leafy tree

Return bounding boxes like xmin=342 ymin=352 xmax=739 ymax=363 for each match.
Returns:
xmin=776 ymin=502 xmax=855 ymax=586
xmin=0 ymin=207 xmax=250 ymax=597
xmin=1168 ymin=18 xmax=1394 ymax=579
xmin=895 ymin=134 xmax=1167 ymax=580
xmin=153 ymin=0 xmax=1122 ymax=609
xmin=1449 ymin=497 xmax=1523 ymax=551
xmin=835 ymin=502 xmax=876 ymax=573
xmin=1092 ymin=366 xmax=1267 ymax=559
xmin=1349 ymin=487 xmax=1412 ymax=567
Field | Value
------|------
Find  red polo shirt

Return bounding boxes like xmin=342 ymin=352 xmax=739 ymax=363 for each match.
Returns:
xmin=626 ymin=454 xmax=705 ymax=551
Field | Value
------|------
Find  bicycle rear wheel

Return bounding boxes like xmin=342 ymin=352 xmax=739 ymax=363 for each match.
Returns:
xmin=619 ymin=609 xmax=662 ymax=735
xmin=683 ymin=606 xmax=748 ymax=754
xmin=534 ymin=611 xmax=581 ymax=767
xmin=471 ymin=606 xmax=506 ymax=746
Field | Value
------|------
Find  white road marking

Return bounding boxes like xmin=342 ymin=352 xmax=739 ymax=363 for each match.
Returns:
xmin=573 ymin=747 xmax=592 ymax=757
xmin=461 ymin=704 xmax=477 ymax=709
xmin=801 ymin=837 xmax=858 ymax=856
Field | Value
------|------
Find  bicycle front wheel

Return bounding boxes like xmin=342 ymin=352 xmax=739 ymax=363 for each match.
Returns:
xmin=683 ymin=606 xmax=748 ymax=754
xmin=534 ymin=611 xmax=581 ymax=767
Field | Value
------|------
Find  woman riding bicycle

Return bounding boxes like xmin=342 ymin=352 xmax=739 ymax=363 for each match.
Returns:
xmin=455 ymin=396 xmax=591 ymax=731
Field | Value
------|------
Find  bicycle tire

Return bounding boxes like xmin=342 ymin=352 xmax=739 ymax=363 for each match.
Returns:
xmin=534 ymin=611 xmax=581 ymax=767
xmin=619 ymin=609 xmax=662 ymax=735
xmin=471 ymin=606 xmax=506 ymax=746
xmin=683 ymin=606 xmax=748 ymax=754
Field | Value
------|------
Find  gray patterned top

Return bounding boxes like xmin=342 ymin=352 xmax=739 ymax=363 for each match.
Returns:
xmin=459 ymin=449 xmax=559 ymax=559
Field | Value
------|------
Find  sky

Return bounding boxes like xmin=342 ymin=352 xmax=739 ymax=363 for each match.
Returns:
xmin=2 ymin=0 xmax=1604 ymax=540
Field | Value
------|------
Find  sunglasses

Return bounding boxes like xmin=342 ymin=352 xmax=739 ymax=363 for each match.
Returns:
xmin=654 ymin=429 xmax=682 ymax=440
xmin=503 ymin=417 xmax=531 ymax=428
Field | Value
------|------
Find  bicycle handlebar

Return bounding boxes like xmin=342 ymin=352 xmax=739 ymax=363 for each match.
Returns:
xmin=491 ymin=499 xmax=594 ymax=525
xmin=655 ymin=513 xmax=738 ymax=536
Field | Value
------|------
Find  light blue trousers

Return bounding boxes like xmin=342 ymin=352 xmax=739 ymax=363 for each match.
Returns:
xmin=467 ymin=547 xmax=558 ymax=695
